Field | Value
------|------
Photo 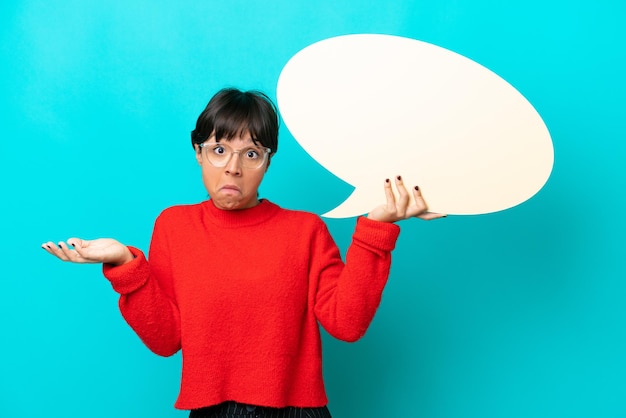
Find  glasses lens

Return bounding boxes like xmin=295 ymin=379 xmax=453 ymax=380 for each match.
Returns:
xmin=203 ymin=142 xmax=269 ymax=169
xmin=203 ymin=143 xmax=231 ymax=167
xmin=239 ymin=145 xmax=268 ymax=169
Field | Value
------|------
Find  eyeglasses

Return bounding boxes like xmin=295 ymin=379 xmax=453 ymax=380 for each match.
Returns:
xmin=198 ymin=141 xmax=272 ymax=170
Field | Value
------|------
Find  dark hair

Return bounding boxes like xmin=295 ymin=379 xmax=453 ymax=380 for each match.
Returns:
xmin=191 ymin=88 xmax=279 ymax=156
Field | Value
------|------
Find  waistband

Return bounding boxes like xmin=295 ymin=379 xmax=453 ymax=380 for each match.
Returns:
xmin=189 ymin=401 xmax=331 ymax=418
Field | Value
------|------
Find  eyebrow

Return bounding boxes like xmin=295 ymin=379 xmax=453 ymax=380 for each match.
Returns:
xmin=210 ymin=137 xmax=262 ymax=147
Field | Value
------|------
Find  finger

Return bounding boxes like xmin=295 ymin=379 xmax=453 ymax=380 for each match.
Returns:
xmin=41 ymin=241 xmax=71 ymax=261
xmin=41 ymin=241 xmax=56 ymax=251
xmin=394 ymin=176 xmax=410 ymax=215
xmin=405 ymin=185 xmax=429 ymax=217
xmin=417 ymin=212 xmax=447 ymax=221
xmin=66 ymin=238 xmax=86 ymax=251
xmin=383 ymin=178 xmax=396 ymax=211
xmin=41 ymin=241 xmax=56 ymax=255
xmin=58 ymin=241 xmax=81 ymax=262
xmin=68 ymin=238 xmax=98 ymax=260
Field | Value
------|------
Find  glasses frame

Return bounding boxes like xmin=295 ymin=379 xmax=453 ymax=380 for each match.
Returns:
xmin=198 ymin=141 xmax=272 ymax=170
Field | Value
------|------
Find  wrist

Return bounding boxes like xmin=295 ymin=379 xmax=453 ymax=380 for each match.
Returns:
xmin=367 ymin=213 xmax=393 ymax=223
xmin=111 ymin=247 xmax=135 ymax=266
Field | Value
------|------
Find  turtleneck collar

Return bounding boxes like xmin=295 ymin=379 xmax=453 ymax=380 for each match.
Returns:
xmin=201 ymin=198 xmax=280 ymax=228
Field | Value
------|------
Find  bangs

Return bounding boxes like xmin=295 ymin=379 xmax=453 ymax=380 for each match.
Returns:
xmin=212 ymin=102 xmax=266 ymax=145
xmin=191 ymin=88 xmax=279 ymax=153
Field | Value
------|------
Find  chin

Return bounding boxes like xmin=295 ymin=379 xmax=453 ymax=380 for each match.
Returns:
xmin=214 ymin=200 xmax=241 ymax=210
xmin=214 ymin=197 xmax=255 ymax=211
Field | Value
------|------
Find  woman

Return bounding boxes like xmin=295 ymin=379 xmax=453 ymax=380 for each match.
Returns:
xmin=42 ymin=88 xmax=444 ymax=417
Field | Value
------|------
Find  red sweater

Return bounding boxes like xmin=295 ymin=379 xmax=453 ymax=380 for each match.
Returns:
xmin=103 ymin=199 xmax=400 ymax=410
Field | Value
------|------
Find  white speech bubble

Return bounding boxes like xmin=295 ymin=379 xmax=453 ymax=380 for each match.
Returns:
xmin=277 ymin=34 xmax=554 ymax=217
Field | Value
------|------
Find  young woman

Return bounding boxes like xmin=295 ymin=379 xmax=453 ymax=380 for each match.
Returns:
xmin=42 ymin=88 xmax=444 ymax=417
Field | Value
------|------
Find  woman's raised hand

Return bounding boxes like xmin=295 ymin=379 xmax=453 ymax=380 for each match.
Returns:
xmin=367 ymin=175 xmax=447 ymax=223
xmin=41 ymin=238 xmax=134 ymax=266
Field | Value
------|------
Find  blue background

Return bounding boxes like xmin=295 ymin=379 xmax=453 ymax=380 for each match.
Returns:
xmin=1 ymin=1 xmax=625 ymax=417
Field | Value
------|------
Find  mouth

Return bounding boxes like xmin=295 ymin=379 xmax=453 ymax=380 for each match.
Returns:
xmin=220 ymin=185 xmax=241 ymax=194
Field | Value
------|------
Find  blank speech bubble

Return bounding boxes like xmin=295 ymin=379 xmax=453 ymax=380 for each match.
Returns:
xmin=276 ymin=34 xmax=554 ymax=217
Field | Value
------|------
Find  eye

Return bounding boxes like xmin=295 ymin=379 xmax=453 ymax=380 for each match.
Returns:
xmin=212 ymin=145 xmax=226 ymax=155
xmin=244 ymin=148 xmax=261 ymax=160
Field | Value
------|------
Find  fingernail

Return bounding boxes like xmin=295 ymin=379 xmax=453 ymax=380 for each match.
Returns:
xmin=414 ymin=186 xmax=419 ymax=191
xmin=385 ymin=178 xmax=390 ymax=183
xmin=397 ymin=175 xmax=402 ymax=181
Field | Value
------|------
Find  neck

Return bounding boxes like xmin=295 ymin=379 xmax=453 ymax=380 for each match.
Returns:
xmin=202 ymin=199 xmax=278 ymax=228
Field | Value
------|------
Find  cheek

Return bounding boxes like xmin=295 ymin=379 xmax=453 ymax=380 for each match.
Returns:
xmin=249 ymin=172 xmax=266 ymax=189
xmin=201 ymin=166 xmax=220 ymax=188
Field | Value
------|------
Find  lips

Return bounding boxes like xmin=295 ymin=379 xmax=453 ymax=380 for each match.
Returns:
xmin=220 ymin=185 xmax=241 ymax=193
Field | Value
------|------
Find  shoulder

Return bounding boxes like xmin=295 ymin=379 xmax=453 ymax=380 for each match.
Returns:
xmin=155 ymin=202 xmax=203 ymax=224
xmin=270 ymin=202 xmax=325 ymax=225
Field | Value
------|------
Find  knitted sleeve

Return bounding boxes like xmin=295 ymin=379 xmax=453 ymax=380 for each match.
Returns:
xmin=102 ymin=214 xmax=181 ymax=356
xmin=312 ymin=216 xmax=400 ymax=342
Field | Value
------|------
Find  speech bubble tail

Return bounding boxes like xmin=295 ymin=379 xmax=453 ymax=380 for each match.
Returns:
xmin=321 ymin=188 xmax=376 ymax=219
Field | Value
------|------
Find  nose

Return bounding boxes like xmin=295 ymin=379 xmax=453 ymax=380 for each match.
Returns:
xmin=224 ymin=151 xmax=242 ymax=175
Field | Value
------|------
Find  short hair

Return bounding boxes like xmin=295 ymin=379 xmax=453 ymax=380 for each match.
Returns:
xmin=191 ymin=88 xmax=279 ymax=155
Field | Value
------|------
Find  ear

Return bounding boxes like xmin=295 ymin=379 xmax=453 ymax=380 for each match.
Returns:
xmin=194 ymin=144 xmax=202 ymax=165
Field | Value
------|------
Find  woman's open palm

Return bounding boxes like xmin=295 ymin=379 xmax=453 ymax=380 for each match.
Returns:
xmin=42 ymin=238 xmax=133 ymax=266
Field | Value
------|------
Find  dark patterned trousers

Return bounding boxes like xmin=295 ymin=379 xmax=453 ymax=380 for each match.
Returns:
xmin=189 ymin=401 xmax=332 ymax=418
